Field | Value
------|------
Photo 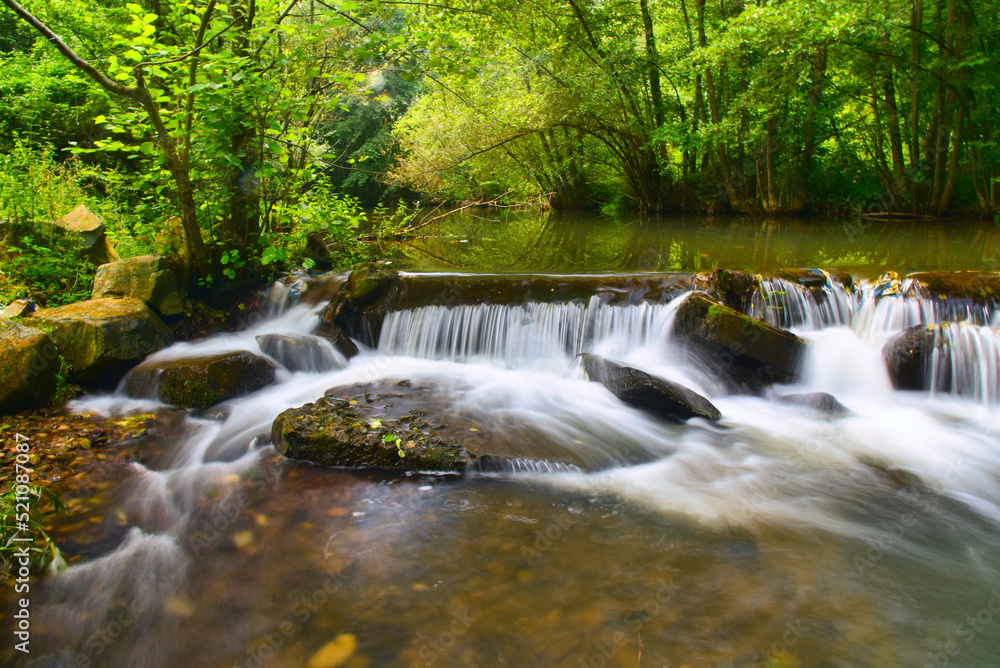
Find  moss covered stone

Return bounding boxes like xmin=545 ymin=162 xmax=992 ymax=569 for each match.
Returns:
xmin=673 ymin=293 xmax=807 ymax=391
xmin=26 ymin=298 xmax=172 ymax=388
xmin=92 ymin=255 xmax=184 ymax=316
xmin=124 ymin=351 xmax=277 ymax=409
xmin=272 ymin=396 xmax=469 ymax=472
xmin=0 ymin=319 xmax=59 ymax=414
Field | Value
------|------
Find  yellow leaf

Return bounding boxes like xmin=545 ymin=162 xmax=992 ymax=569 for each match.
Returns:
xmin=307 ymin=634 xmax=357 ymax=668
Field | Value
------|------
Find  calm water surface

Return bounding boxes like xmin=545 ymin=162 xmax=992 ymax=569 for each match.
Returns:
xmin=386 ymin=210 xmax=1000 ymax=276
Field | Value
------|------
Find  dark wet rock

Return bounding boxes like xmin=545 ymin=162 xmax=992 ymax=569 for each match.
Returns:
xmin=26 ymin=298 xmax=172 ymax=388
xmin=707 ymin=269 xmax=758 ymax=313
xmin=1 ymin=299 xmax=36 ymax=319
xmin=124 ymin=351 xmax=276 ymax=409
xmin=777 ymin=392 xmax=851 ymax=417
xmin=581 ymin=353 xmax=721 ymax=423
xmin=324 ymin=262 xmax=401 ymax=347
xmin=92 ymin=255 xmax=184 ymax=316
xmin=272 ymin=396 xmax=469 ymax=472
xmin=255 ymin=333 xmax=345 ymax=372
xmin=778 ymin=268 xmax=830 ymax=290
xmin=272 ymin=379 xmax=632 ymax=473
xmin=882 ymin=324 xmax=939 ymax=391
xmin=315 ymin=325 xmax=359 ymax=360
xmin=0 ymin=319 xmax=59 ymax=414
xmin=672 ymin=293 xmax=807 ymax=391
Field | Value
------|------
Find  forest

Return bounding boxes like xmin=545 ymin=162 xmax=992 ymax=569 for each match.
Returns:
xmin=0 ymin=0 xmax=998 ymax=296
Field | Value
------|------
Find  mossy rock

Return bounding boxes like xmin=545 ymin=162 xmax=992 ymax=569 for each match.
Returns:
xmin=324 ymin=262 xmax=401 ymax=347
xmin=124 ymin=351 xmax=277 ymax=409
xmin=272 ymin=396 xmax=469 ymax=472
xmin=672 ymin=293 xmax=807 ymax=391
xmin=0 ymin=319 xmax=59 ymax=414
xmin=92 ymin=254 xmax=184 ymax=316
xmin=26 ymin=298 xmax=172 ymax=388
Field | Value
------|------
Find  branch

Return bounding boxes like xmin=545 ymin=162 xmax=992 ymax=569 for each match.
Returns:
xmin=0 ymin=0 xmax=138 ymax=99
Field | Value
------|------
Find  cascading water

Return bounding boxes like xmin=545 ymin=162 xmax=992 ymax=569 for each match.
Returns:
xmin=8 ymin=271 xmax=1000 ymax=668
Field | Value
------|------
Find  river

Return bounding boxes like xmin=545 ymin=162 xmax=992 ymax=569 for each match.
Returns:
xmin=6 ymin=212 xmax=1000 ymax=667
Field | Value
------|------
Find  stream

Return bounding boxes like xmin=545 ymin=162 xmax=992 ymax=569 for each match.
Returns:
xmin=5 ymin=213 xmax=1000 ymax=668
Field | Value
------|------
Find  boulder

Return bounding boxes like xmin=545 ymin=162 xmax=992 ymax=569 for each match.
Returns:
xmin=272 ymin=379 xmax=624 ymax=473
xmin=323 ymin=262 xmax=401 ymax=347
xmin=672 ymin=293 xmax=807 ymax=391
xmin=882 ymin=324 xmax=939 ymax=391
xmin=55 ymin=204 xmax=119 ymax=266
xmin=0 ymin=319 xmax=59 ymax=414
xmin=255 ymin=333 xmax=345 ymax=373
xmin=315 ymin=325 xmax=360 ymax=360
xmin=92 ymin=255 xmax=184 ymax=316
xmin=272 ymin=396 xmax=469 ymax=472
xmin=707 ymin=269 xmax=758 ymax=313
xmin=124 ymin=351 xmax=276 ymax=409
xmin=776 ymin=392 xmax=851 ymax=417
xmin=580 ymin=353 xmax=721 ymax=422
xmin=0 ymin=299 xmax=36 ymax=319
xmin=26 ymin=298 xmax=172 ymax=388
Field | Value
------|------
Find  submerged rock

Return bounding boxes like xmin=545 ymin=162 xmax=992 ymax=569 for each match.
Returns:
xmin=580 ymin=353 xmax=721 ymax=422
xmin=776 ymin=392 xmax=851 ymax=417
xmin=124 ymin=351 xmax=276 ymax=409
xmin=672 ymin=293 xmax=807 ymax=391
xmin=255 ymin=333 xmax=345 ymax=372
xmin=0 ymin=319 xmax=59 ymax=414
xmin=92 ymin=254 xmax=184 ymax=316
xmin=26 ymin=298 xmax=172 ymax=388
xmin=882 ymin=324 xmax=938 ymax=391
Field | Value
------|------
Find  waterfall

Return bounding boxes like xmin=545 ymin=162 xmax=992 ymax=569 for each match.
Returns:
xmin=378 ymin=295 xmax=679 ymax=366
xmin=750 ymin=276 xmax=857 ymax=330
xmin=750 ymin=273 xmax=996 ymax=341
xmin=931 ymin=322 xmax=1000 ymax=404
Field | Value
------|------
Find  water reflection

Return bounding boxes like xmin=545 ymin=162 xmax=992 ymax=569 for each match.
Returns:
xmin=387 ymin=210 xmax=1000 ymax=276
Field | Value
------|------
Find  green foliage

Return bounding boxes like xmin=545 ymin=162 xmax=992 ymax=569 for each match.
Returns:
xmin=0 ymin=477 xmax=65 ymax=576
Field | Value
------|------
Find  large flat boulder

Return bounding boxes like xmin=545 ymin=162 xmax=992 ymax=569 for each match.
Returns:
xmin=26 ymin=298 xmax=172 ymax=388
xmin=123 ymin=351 xmax=276 ymax=409
xmin=672 ymin=293 xmax=807 ymax=391
xmin=92 ymin=255 xmax=184 ymax=316
xmin=0 ymin=319 xmax=59 ymax=414
xmin=273 ymin=395 xmax=469 ymax=472
xmin=581 ymin=353 xmax=720 ymax=422
xmin=272 ymin=379 xmax=638 ymax=473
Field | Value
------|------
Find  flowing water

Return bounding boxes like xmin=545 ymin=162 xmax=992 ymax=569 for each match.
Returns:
xmin=6 ymin=215 xmax=1000 ymax=668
